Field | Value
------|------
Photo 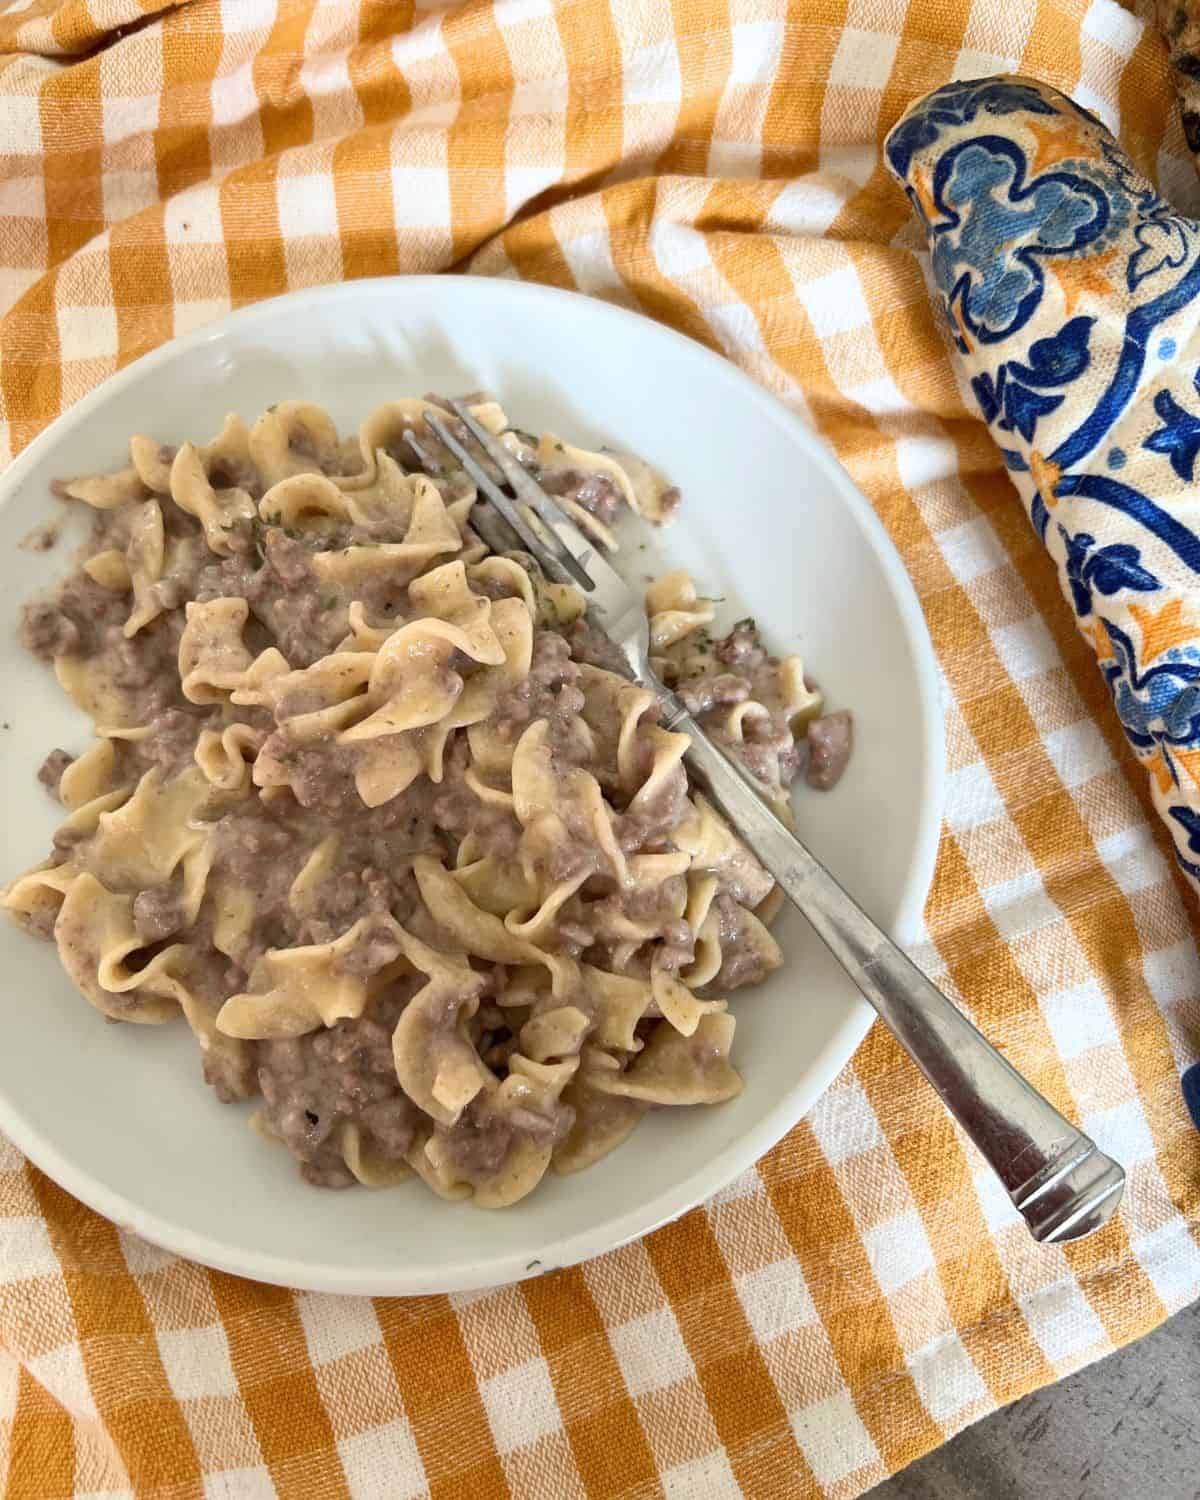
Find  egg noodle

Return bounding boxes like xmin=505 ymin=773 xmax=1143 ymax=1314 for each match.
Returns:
xmin=4 ymin=397 xmax=847 ymax=1206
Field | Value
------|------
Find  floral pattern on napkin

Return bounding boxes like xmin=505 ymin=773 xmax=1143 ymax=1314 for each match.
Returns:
xmin=886 ymin=75 xmax=1200 ymax=892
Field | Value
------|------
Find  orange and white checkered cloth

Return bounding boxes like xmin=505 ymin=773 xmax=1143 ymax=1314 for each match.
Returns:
xmin=2 ymin=1 xmax=1200 ymax=1496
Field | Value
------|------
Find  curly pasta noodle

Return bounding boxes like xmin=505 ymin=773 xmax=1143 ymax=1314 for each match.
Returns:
xmin=6 ymin=396 xmax=850 ymax=1206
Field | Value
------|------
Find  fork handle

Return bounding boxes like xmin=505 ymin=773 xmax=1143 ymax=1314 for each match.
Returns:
xmin=668 ymin=703 xmax=1125 ymax=1244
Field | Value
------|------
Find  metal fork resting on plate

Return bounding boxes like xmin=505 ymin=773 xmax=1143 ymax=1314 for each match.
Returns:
xmin=408 ymin=399 xmax=1125 ymax=1246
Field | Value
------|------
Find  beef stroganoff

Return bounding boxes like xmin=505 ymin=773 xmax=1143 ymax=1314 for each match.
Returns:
xmin=4 ymin=397 xmax=852 ymax=1206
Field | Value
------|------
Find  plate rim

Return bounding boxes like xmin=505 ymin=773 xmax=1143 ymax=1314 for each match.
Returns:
xmin=0 ymin=275 xmax=945 ymax=1294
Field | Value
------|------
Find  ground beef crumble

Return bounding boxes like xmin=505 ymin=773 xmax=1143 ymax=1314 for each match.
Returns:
xmin=9 ymin=398 xmax=853 ymax=1200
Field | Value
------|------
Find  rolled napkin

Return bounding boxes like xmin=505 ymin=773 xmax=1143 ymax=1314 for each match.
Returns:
xmin=884 ymin=76 xmax=1200 ymax=892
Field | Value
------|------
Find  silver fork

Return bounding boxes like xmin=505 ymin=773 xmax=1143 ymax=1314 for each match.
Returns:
xmin=416 ymin=399 xmax=1125 ymax=1245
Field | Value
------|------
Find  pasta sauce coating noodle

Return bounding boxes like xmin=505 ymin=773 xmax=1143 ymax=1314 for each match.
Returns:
xmin=4 ymin=396 xmax=851 ymax=1204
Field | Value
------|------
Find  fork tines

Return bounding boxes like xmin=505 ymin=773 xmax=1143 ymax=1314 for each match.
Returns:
xmin=421 ymin=407 xmax=595 ymax=593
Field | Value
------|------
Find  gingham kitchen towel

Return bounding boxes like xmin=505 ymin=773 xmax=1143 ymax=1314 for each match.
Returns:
xmin=2 ymin=1 xmax=1200 ymax=1497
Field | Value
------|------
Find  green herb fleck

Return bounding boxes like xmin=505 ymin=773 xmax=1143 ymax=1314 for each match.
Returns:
xmin=248 ymin=514 xmax=269 ymax=565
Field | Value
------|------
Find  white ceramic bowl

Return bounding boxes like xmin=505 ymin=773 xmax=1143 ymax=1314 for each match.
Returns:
xmin=0 ymin=277 xmax=942 ymax=1294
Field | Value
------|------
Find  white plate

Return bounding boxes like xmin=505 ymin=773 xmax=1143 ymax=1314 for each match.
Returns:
xmin=0 ymin=277 xmax=942 ymax=1295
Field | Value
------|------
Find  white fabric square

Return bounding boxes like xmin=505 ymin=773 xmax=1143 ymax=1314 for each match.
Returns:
xmin=844 ymin=372 xmax=905 ymax=416
xmin=938 ymin=515 xmax=1007 ymax=585
xmin=894 ymin=434 xmax=956 ymax=490
xmin=165 ymin=185 xmax=225 ymax=245
xmin=862 ymin=1209 xmax=936 ymax=1295
xmin=0 ymin=176 xmax=43 ymax=218
xmin=338 ymin=1419 xmax=426 ymax=1500
xmin=0 ymin=1350 xmax=18 ymax=1421
xmin=767 ymin=178 xmax=847 ymax=237
xmin=971 ymin=1164 xmax=1022 ymax=1235
xmin=1132 ymin=1220 xmax=1200 ymax=1315
xmin=1021 ymin=1277 xmax=1108 ymax=1366
xmin=652 ymin=220 xmax=711 ymax=280
xmin=829 ymin=27 xmax=899 ymax=91
xmin=506 ymin=164 xmax=559 ymax=220
xmin=26 ymin=1342 xmax=98 ymax=1420
xmin=1143 ymin=939 xmax=1200 ymax=1010
xmin=623 ymin=41 xmax=682 ymax=107
xmin=962 ymin=0 xmax=1037 ymax=57
xmin=297 ymin=1292 xmax=382 ymax=1367
xmin=908 ymin=1333 xmax=988 ymax=1423
xmin=729 ymin=20 xmax=784 ymax=86
xmin=707 ymin=1166 xmax=761 ymax=1207
xmin=391 ymin=168 xmax=451 ymax=229
xmin=951 ymin=48 xmax=1017 ymax=80
xmin=210 ymin=61 xmax=261 ymax=128
xmin=393 ymin=14 xmax=456 ymax=64
xmin=906 ymin=933 xmax=948 ymax=984
xmin=1039 ymin=979 xmax=1118 ymax=1062
xmin=0 ymin=269 xmax=38 ymax=327
xmin=0 ymin=1216 xmax=60 ymax=1284
xmin=707 ymin=299 xmax=767 ymax=355
xmin=1043 ymin=720 xmax=1112 ymax=790
xmin=56 ymin=305 xmax=118 ymax=362
xmin=218 ymin=0 xmax=276 ymax=33
xmin=1085 ymin=1099 xmax=1155 ymax=1166
xmin=1095 ymin=825 xmax=1166 ymax=898
xmin=496 ymin=0 xmax=554 ymax=22
xmin=1071 ymin=82 xmax=1116 ymax=134
xmin=807 ymin=1076 xmax=885 ymax=1164
xmin=157 ymin=1324 xmax=238 ymax=1401
xmin=118 ymin=1229 xmax=176 ymax=1277
xmin=663 ymin=1450 xmax=740 ymax=1498
xmin=609 ymin=1305 xmax=694 ymax=1398
xmin=790 ymin=1390 xmax=881 ymax=1487
xmin=403 ymin=98 xmax=461 ymax=131
xmin=736 ymin=1257 xmax=818 ymax=1345
xmin=299 ymin=51 xmax=352 ymax=105
xmin=277 ymin=173 xmax=339 ymax=238
xmin=819 ymin=142 xmax=877 ymax=189
xmin=479 ymin=1356 xmax=561 ymax=1454
xmin=102 ymin=171 xmax=159 ymax=223
xmin=799 ymin=265 xmax=869 ymax=338
xmin=560 ymin=226 xmax=620 ymax=296
xmin=1082 ymin=0 xmax=1142 ymax=57
xmin=204 ymin=1470 xmax=275 ymax=1500
xmin=2 ymin=92 xmax=41 ymax=153
xmin=944 ymin=758 xmax=1006 ymax=833
xmin=509 ymin=75 xmax=567 ymax=119
xmin=986 ymin=869 xmax=1061 ymax=944
xmin=174 ymin=299 xmax=230 ymax=338
xmin=101 ymin=94 xmax=159 ymax=143
xmin=448 ymin=1285 xmax=498 ymax=1312
xmin=992 ymin=616 xmax=1059 ymax=682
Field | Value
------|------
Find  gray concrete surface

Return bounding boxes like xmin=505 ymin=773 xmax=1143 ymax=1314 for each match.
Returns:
xmin=868 ymin=1298 xmax=1199 ymax=1499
